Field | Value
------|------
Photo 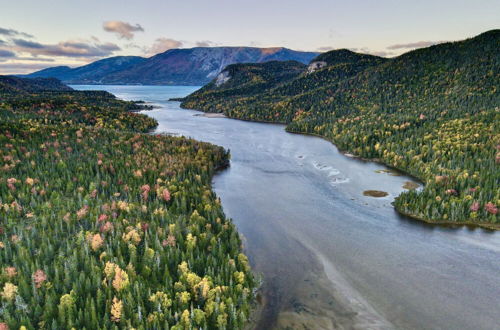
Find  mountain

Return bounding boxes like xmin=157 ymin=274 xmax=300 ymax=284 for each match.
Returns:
xmin=178 ymin=30 xmax=500 ymax=228
xmin=24 ymin=47 xmax=318 ymax=85
xmin=101 ymin=47 xmax=318 ymax=85
xmin=0 ymin=75 xmax=73 ymax=93
xmin=173 ymin=60 xmax=307 ymax=105
xmin=179 ymin=49 xmax=387 ymax=114
xmin=24 ymin=66 xmax=75 ymax=81
xmin=23 ymin=56 xmax=146 ymax=84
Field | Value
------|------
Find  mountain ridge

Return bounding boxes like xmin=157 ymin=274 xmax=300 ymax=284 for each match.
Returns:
xmin=23 ymin=47 xmax=319 ymax=86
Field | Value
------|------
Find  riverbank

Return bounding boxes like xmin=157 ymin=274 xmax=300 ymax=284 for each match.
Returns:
xmin=284 ymin=127 xmax=499 ymax=231
xmin=74 ymin=85 xmax=500 ymax=330
xmin=181 ymin=108 xmax=498 ymax=231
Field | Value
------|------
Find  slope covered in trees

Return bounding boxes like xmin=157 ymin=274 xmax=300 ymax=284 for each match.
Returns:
xmin=179 ymin=30 xmax=500 ymax=228
xmin=0 ymin=80 xmax=255 ymax=328
xmin=173 ymin=60 xmax=307 ymax=108
xmin=0 ymin=76 xmax=73 ymax=94
xmin=179 ymin=49 xmax=388 ymax=122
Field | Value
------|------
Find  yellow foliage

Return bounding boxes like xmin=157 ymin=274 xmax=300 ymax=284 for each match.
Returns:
xmin=111 ymin=297 xmax=123 ymax=322
xmin=1 ymin=282 xmax=18 ymax=301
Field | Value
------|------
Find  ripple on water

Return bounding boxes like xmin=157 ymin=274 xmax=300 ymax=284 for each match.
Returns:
xmin=328 ymin=169 xmax=341 ymax=176
xmin=311 ymin=161 xmax=349 ymax=185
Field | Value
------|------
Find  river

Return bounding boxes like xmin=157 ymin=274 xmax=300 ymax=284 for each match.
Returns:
xmin=73 ymin=85 xmax=500 ymax=330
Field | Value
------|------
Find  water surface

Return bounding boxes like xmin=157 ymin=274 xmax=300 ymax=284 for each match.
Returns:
xmin=74 ymin=85 xmax=500 ymax=330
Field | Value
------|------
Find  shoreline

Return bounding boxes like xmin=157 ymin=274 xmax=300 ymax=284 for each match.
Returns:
xmin=180 ymin=107 xmax=498 ymax=231
xmin=285 ymin=129 xmax=499 ymax=231
xmin=311 ymin=246 xmax=395 ymax=329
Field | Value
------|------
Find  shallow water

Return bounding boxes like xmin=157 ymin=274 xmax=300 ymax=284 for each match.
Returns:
xmin=74 ymin=85 xmax=500 ymax=330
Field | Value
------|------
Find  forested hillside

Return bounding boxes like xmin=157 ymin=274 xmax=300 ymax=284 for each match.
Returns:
xmin=173 ymin=60 xmax=307 ymax=107
xmin=179 ymin=49 xmax=388 ymax=122
xmin=0 ymin=78 xmax=255 ymax=328
xmin=179 ymin=30 xmax=500 ymax=228
xmin=0 ymin=76 xmax=73 ymax=94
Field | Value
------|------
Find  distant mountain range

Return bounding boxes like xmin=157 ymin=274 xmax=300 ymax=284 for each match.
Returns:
xmin=22 ymin=47 xmax=319 ymax=86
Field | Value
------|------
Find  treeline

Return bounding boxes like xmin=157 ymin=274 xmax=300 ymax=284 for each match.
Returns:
xmin=0 ymin=84 xmax=255 ymax=328
xmin=179 ymin=30 xmax=500 ymax=228
xmin=0 ymin=76 xmax=73 ymax=94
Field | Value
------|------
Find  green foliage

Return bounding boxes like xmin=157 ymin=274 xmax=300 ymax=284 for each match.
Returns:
xmin=0 ymin=83 xmax=255 ymax=328
xmin=0 ymin=76 xmax=73 ymax=94
xmin=174 ymin=60 xmax=307 ymax=113
xmin=0 ymin=90 xmax=157 ymax=133
xmin=179 ymin=30 xmax=500 ymax=227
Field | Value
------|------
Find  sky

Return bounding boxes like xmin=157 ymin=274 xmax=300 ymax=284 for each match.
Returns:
xmin=0 ymin=0 xmax=499 ymax=74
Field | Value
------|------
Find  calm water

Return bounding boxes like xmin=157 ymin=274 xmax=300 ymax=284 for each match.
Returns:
xmin=74 ymin=85 xmax=500 ymax=330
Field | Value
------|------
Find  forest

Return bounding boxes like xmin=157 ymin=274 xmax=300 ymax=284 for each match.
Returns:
xmin=179 ymin=30 xmax=500 ymax=228
xmin=0 ymin=79 xmax=256 ymax=329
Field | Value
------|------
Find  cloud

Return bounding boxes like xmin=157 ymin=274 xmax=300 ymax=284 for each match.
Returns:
xmin=317 ymin=46 xmax=334 ymax=52
xmin=124 ymin=42 xmax=142 ymax=49
xmin=0 ymin=27 xmax=33 ymax=38
xmin=0 ymin=27 xmax=123 ymax=74
xmin=103 ymin=21 xmax=144 ymax=40
xmin=0 ymin=49 xmax=16 ymax=57
xmin=195 ymin=40 xmax=215 ymax=47
xmin=386 ymin=40 xmax=446 ymax=50
xmin=349 ymin=47 xmax=394 ymax=57
xmin=12 ymin=38 xmax=44 ymax=49
xmin=12 ymin=38 xmax=120 ymax=57
xmin=16 ymin=57 xmax=55 ymax=62
xmin=146 ymin=38 xmax=183 ymax=56
xmin=0 ymin=62 xmax=59 ymax=74
xmin=368 ymin=50 xmax=394 ymax=57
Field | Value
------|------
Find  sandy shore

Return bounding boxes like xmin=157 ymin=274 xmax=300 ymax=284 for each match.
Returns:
xmin=312 ymin=247 xmax=394 ymax=329
xmin=250 ymin=231 xmax=394 ymax=330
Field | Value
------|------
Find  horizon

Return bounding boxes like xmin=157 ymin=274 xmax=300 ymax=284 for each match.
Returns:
xmin=1 ymin=0 xmax=499 ymax=74
xmin=6 ymin=30 xmax=498 ymax=76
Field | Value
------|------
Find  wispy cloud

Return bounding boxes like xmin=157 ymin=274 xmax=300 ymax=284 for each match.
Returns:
xmin=0 ymin=26 xmax=124 ymax=74
xmin=15 ymin=57 xmax=55 ymax=62
xmin=366 ymin=50 xmax=394 ymax=57
xmin=195 ymin=40 xmax=216 ymax=47
xmin=349 ymin=47 xmax=394 ymax=57
xmin=0 ymin=27 xmax=33 ymax=38
xmin=0 ymin=62 xmax=61 ymax=74
xmin=317 ymin=46 xmax=334 ymax=52
xmin=103 ymin=21 xmax=144 ymax=40
xmin=12 ymin=39 xmax=44 ymax=49
xmin=0 ymin=49 xmax=16 ymax=58
xmin=146 ymin=38 xmax=183 ymax=56
xmin=386 ymin=40 xmax=447 ymax=50
xmin=11 ymin=38 xmax=120 ymax=57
